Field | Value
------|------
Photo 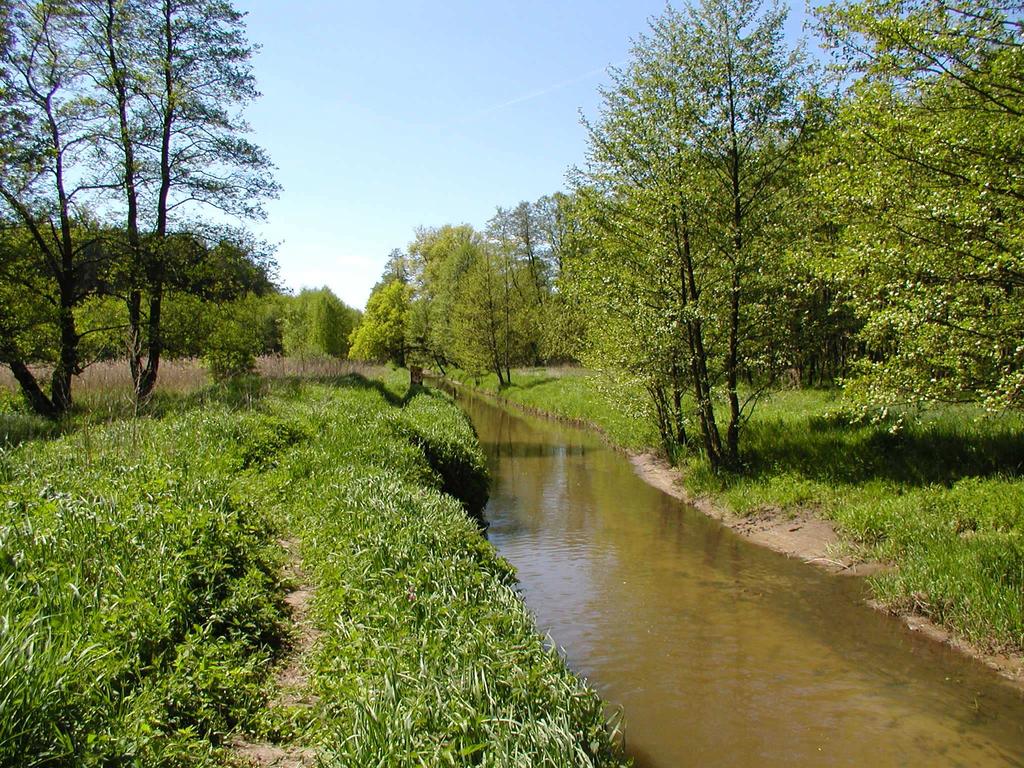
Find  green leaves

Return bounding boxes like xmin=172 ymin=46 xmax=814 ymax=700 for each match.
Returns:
xmin=281 ymin=288 xmax=360 ymax=360
xmin=348 ymin=280 xmax=411 ymax=365
xmin=569 ymin=0 xmax=815 ymax=464
xmin=812 ymin=0 xmax=1024 ymax=407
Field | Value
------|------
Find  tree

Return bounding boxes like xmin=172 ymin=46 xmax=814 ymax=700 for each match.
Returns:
xmin=0 ymin=2 xmax=109 ymax=417
xmin=448 ymin=242 xmax=530 ymax=385
xmin=486 ymin=201 xmax=555 ymax=365
xmin=0 ymin=0 xmax=275 ymax=415
xmin=281 ymin=287 xmax=359 ymax=359
xmin=570 ymin=0 xmax=814 ymax=466
xmin=348 ymin=280 xmax=411 ymax=365
xmin=405 ymin=224 xmax=480 ymax=370
xmin=813 ymin=0 xmax=1024 ymax=408
xmin=81 ymin=0 xmax=277 ymax=399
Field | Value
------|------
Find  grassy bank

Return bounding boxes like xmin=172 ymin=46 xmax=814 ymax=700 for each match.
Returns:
xmin=0 ymin=357 xmax=385 ymax=448
xmin=444 ymin=367 xmax=659 ymax=451
xmin=0 ymin=396 xmax=291 ymax=765
xmin=0 ymin=373 xmax=628 ymax=766
xmin=448 ymin=367 xmax=1024 ymax=657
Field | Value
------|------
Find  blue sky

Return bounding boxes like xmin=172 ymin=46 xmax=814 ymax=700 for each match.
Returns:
xmin=236 ymin=1 xmax=809 ymax=309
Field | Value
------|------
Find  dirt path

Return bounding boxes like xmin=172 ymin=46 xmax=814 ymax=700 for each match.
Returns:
xmin=230 ymin=539 xmax=320 ymax=768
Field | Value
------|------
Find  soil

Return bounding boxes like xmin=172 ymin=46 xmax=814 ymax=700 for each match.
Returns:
xmin=230 ymin=539 xmax=321 ymax=767
xmin=627 ymin=453 xmax=886 ymax=576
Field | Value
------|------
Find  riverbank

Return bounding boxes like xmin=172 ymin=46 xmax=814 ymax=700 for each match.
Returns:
xmin=443 ymin=368 xmax=1024 ymax=688
xmin=0 ymin=374 xmax=629 ymax=766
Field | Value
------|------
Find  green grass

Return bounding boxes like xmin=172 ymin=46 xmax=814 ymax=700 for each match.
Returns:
xmin=446 ymin=367 xmax=659 ymax=451
xmin=690 ymin=391 xmax=1024 ymax=653
xmin=449 ymin=369 xmax=1024 ymax=656
xmin=263 ymin=384 xmax=626 ymax=766
xmin=0 ymin=402 xmax=291 ymax=766
xmin=0 ymin=374 xmax=628 ymax=767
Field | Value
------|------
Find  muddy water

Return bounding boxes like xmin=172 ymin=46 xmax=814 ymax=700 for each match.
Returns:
xmin=457 ymin=392 xmax=1024 ymax=767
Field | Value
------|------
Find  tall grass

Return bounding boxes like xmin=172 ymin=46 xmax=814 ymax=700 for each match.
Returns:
xmin=245 ymin=383 xmax=628 ymax=766
xmin=0 ymin=407 xmax=292 ymax=766
xmin=1 ymin=377 xmax=628 ymax=766
xmin=0 ymin=357 xmax=386 ymax=447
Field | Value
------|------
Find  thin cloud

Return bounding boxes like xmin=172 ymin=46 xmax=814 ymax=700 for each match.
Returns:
xmin=420 ymin=64 xmax=613 ymax=128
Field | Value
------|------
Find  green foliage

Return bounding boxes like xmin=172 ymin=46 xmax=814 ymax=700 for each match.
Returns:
xmin=348 ymin=280 xmax=411 ymax=365
xmin=253 ymin=383 xmax=627 ymax=766
xmin=403 ymin=221 xmax=554 ymax=384
xmin=812 ymin=0 xmax=1024 ymax=407
xmin=447 ymin=243 xmax=527 ymax=383
xmin=449 ymin=367 xmax=659 ymax=451
xmin=567 ymin=0 xmax=815 ymax=465
xmin=0 ymin=407 xmax=291 ymax=766
xmin=203 ymin=295 xmax=267 ymax=381
xmin=281 ymin=287 xmax=359 ymax=359
xmin=397 ymin=390 xmax=490 ymax=517
xmin=405 ymin=224 xmax=481 ymax=369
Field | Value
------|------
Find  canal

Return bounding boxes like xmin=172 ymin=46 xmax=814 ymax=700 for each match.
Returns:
xmin=458 ymin=390 xmax=1024 ymax=767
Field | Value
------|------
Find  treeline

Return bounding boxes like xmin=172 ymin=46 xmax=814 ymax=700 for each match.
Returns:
xmin=355 ymin=0 xmax=1023 ymax=470
xmin=0 ymin=0 xmax=281 ymax=416
xmin=349 ymin=200 xmax=577 ymax=382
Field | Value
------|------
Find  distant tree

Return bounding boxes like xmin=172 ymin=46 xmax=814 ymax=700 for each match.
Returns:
xmin=370 ymin=248 xmax=411 ymax=294
xmin=405 ymin=225 xmax=480 ymax=370
xmin=448 ymin=243 xmax=530 ymax=386
xmin=348 ymin=280 xmax=410 ymax=365
xmin=282 ymin=287 xmax=359 ymax=358
xmin=203 ymin=294 xmax=266 ymax=381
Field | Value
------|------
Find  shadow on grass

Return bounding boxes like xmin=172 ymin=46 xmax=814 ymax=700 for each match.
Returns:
xmin=741 ymin=415 xmax=1024 ymax=487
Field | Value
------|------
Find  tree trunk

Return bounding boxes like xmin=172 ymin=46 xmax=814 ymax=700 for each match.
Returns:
xmin=8 ymin=362 xmax=58 ymax=419
xmin=673 ymin=211 xmax=723 ymax=466
xmin=726 ymin=269 xmax=741 ymax=466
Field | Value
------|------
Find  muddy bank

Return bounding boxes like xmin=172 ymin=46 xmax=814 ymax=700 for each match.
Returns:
xmin=626 ymin=451 xmax=1024 ymax=689
xmin=445 ymin=378 xmax=1024 ymax=690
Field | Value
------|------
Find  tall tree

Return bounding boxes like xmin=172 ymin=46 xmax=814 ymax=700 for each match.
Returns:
xmin=0 ymin=2 xmax=106 ymax=417
xmin=571 ymin=0 xmax=813 ymax=466
xmin=348 ymin=279 xmax=410 ymax=365
xmin=83 ymin=0 xmax=277 ymax=399
xmin=282 ymin=287 xmax=359 ymax=359
xmin=405 ymin=224 xmax=480 ymax=370
xmin=814 ymin=0 xmax=1024 ymax=407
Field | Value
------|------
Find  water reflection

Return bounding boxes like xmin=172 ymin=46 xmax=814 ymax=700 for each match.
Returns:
xmin=458 ymin=391 xmax=1024 ymax=768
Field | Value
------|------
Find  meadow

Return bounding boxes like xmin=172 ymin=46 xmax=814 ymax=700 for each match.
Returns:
xmin=450 ymin=368 xmax=1024 ymax=656
xmin=0 ymin=367 xmax=628 ymax=767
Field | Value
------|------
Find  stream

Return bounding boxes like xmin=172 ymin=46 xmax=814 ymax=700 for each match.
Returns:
xmin=457 ymin=390 xmax=1024 ymax=767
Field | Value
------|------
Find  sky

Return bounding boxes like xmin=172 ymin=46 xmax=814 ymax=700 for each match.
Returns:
xmin=235 ymin=1 xmax=809 ymax=310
